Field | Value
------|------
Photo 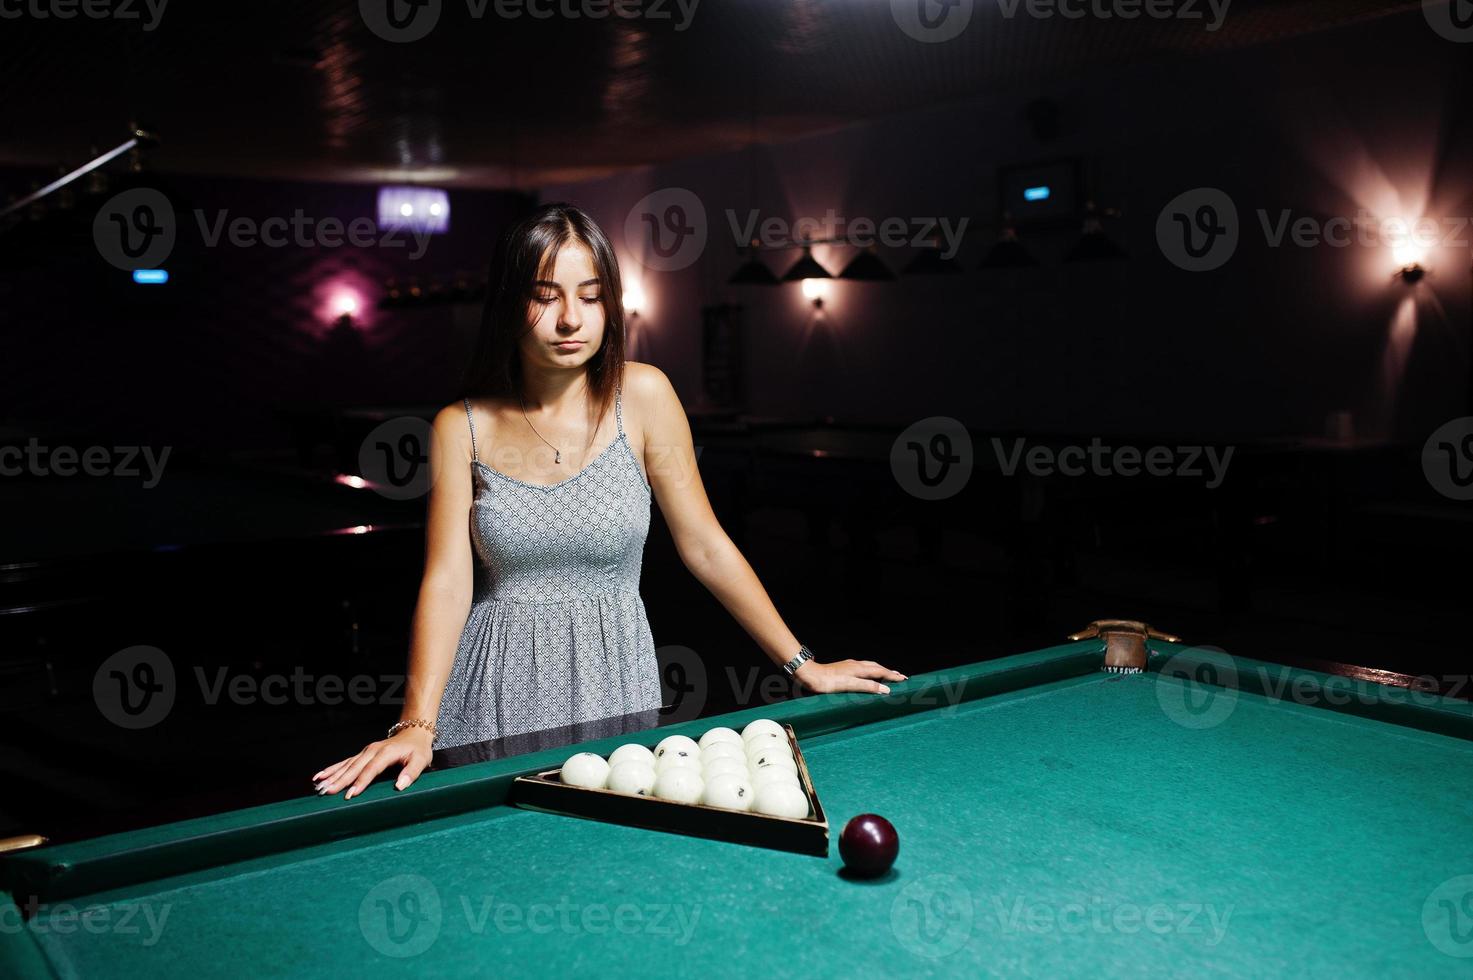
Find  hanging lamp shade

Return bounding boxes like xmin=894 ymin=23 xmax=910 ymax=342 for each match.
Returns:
xmin=728 ymin=253 xmax=780 ymax=285
xmin=782 ymin=246 xmax=833 ymax=282
xmin=839 ymin=246 xmax=895 ymax=281
xmin=1064 ymin=216 xmax=1127 ymax=262
xmin=902 ymin=243 xmax=962 ymax=275
xmin=979 ymin=228 xmax=1040 ymax=270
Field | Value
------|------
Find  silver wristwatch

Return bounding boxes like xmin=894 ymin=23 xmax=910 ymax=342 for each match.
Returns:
xmin=782 ymin=643 xmax=815 ymax=675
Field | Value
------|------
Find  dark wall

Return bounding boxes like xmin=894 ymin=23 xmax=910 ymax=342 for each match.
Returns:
xmin=1 ymin=172 xmax=531 ymax=449
xmin=544 ymin=10 xmax=1473 ymax=443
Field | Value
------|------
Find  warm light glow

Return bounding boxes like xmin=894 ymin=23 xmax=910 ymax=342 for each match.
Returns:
xmin=399 ymin=202 xmax=414 ymax=217
xmin=623 ymin=280 xmax=646 ymax=316
xmin=333 ymin=293 xmax=360 ymax=318
xmin=334 ymin=474 xmax=369 ymax=489
xmin=1383 ymin=216 xmax=1430 ymax=270
xmin=800 ymin=278 xmax=829 ymax=303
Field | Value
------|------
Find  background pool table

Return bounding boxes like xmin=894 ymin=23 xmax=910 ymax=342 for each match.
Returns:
xmin=3 ymin=641 xmax=1471 ymax=977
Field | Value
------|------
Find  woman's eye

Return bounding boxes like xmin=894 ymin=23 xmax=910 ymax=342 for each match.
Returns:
xmin=535 ymin=294 xmax=557 ymax=304
xmin=581 ymin=295 xmax=602 ymax=305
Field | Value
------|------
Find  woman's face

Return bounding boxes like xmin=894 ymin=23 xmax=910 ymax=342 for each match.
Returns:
xmin=520 ymin=241 xmax=605 ymax=371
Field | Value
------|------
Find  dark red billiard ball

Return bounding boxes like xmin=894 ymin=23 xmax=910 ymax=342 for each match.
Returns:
xmin=839 ymin=813 xmax=899 ymax=877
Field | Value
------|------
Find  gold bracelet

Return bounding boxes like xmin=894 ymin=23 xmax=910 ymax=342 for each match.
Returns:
xmin=387 ymin=718 xmax=437 ymax=741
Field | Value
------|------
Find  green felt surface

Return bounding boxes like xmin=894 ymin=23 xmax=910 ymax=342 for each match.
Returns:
xmin=14 ymin=669 xmax=1473 ymax=978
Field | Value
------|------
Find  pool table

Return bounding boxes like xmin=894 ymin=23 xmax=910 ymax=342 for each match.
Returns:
xmin=3 ymin=635 xmax=1471 ymax=977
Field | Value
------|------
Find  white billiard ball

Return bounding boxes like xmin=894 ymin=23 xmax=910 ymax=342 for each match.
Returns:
xmin=752 ymin=782 xmax=809 ymax=819
xmin=608 ymin=743 xmax=656 ymax=769
xmin=700 ymin=741 xmax=745 ymax=764
xmin=654 ymin=734 xmax=700 ymax=762
xmin=655 ymin=750 xmax=702 ymax=774
xmin=741 ymin=719 xmax=784 ymax=742
xmin=702 ymin=773 xmax=754 ymax=811
xmin=743 ymin=730 xmax=786 ymax=754
xmin=606 ymin=761 xmax=656 ymax=796
xmin=698 ymin=727 xmax=742 ymax=750
xmin=752 ymin=766 xmax=801 ymax=791
xmin=749 ymin=751 xmax=798 ymax=776
xmin=653 ymin=767 xmax=704 ymax=803
xmin=702 ymin=757 xmax=748 ymax=780
xmin=560 ymin=752 xmax=610 ymax=789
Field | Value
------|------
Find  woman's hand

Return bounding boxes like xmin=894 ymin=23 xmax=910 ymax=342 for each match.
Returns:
xmin=793 ymin=659 xmax=907 ymax=695
xmin=312 ymin=727 xmax=435 ymax=800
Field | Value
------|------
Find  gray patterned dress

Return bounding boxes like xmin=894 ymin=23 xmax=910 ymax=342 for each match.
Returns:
xmin=433 ymin=386 xmax=663 ymax=749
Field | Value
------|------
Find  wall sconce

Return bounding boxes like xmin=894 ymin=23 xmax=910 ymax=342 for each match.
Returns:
xmin=800 ymin=277 xmax=829 ymax=309
xmin=623 ymin=280 xmax=646 ymax=319
xmin=1391 ymin=239 xmax=1428 ymax=285
xmin=1395 ymin=263 xmax=1427 ymax=285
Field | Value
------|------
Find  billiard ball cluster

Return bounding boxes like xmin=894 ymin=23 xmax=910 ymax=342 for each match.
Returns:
xmin=558 ymin=719 xmax=811 ymax=819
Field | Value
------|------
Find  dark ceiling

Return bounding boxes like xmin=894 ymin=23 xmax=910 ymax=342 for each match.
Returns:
xmin=0 ymin=0 xmax=1421 ymax=189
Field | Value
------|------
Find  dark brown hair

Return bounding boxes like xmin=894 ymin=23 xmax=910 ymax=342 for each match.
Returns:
xmin=463 ymin=202 xmax=626 ymax=426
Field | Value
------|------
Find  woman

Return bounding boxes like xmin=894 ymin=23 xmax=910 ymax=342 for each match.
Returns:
xmin=313 ymin=203 xmax=905 ymax=799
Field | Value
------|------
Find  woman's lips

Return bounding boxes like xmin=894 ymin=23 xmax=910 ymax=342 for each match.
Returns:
xmin=553 ymin=341 xmax=584 ymax=351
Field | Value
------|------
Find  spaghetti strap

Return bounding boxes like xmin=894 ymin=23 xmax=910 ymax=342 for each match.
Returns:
xmin=615 ymin=385 xmax=625 ymax=440
xmin=463 ymin=397 xmax=479 ymax=463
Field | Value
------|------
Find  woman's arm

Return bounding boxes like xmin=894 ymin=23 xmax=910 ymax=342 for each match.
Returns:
xmin=633 ymin=364 xmax=906 ymax=695
xmin=313 ymin=404 xmax=477 ymax=798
